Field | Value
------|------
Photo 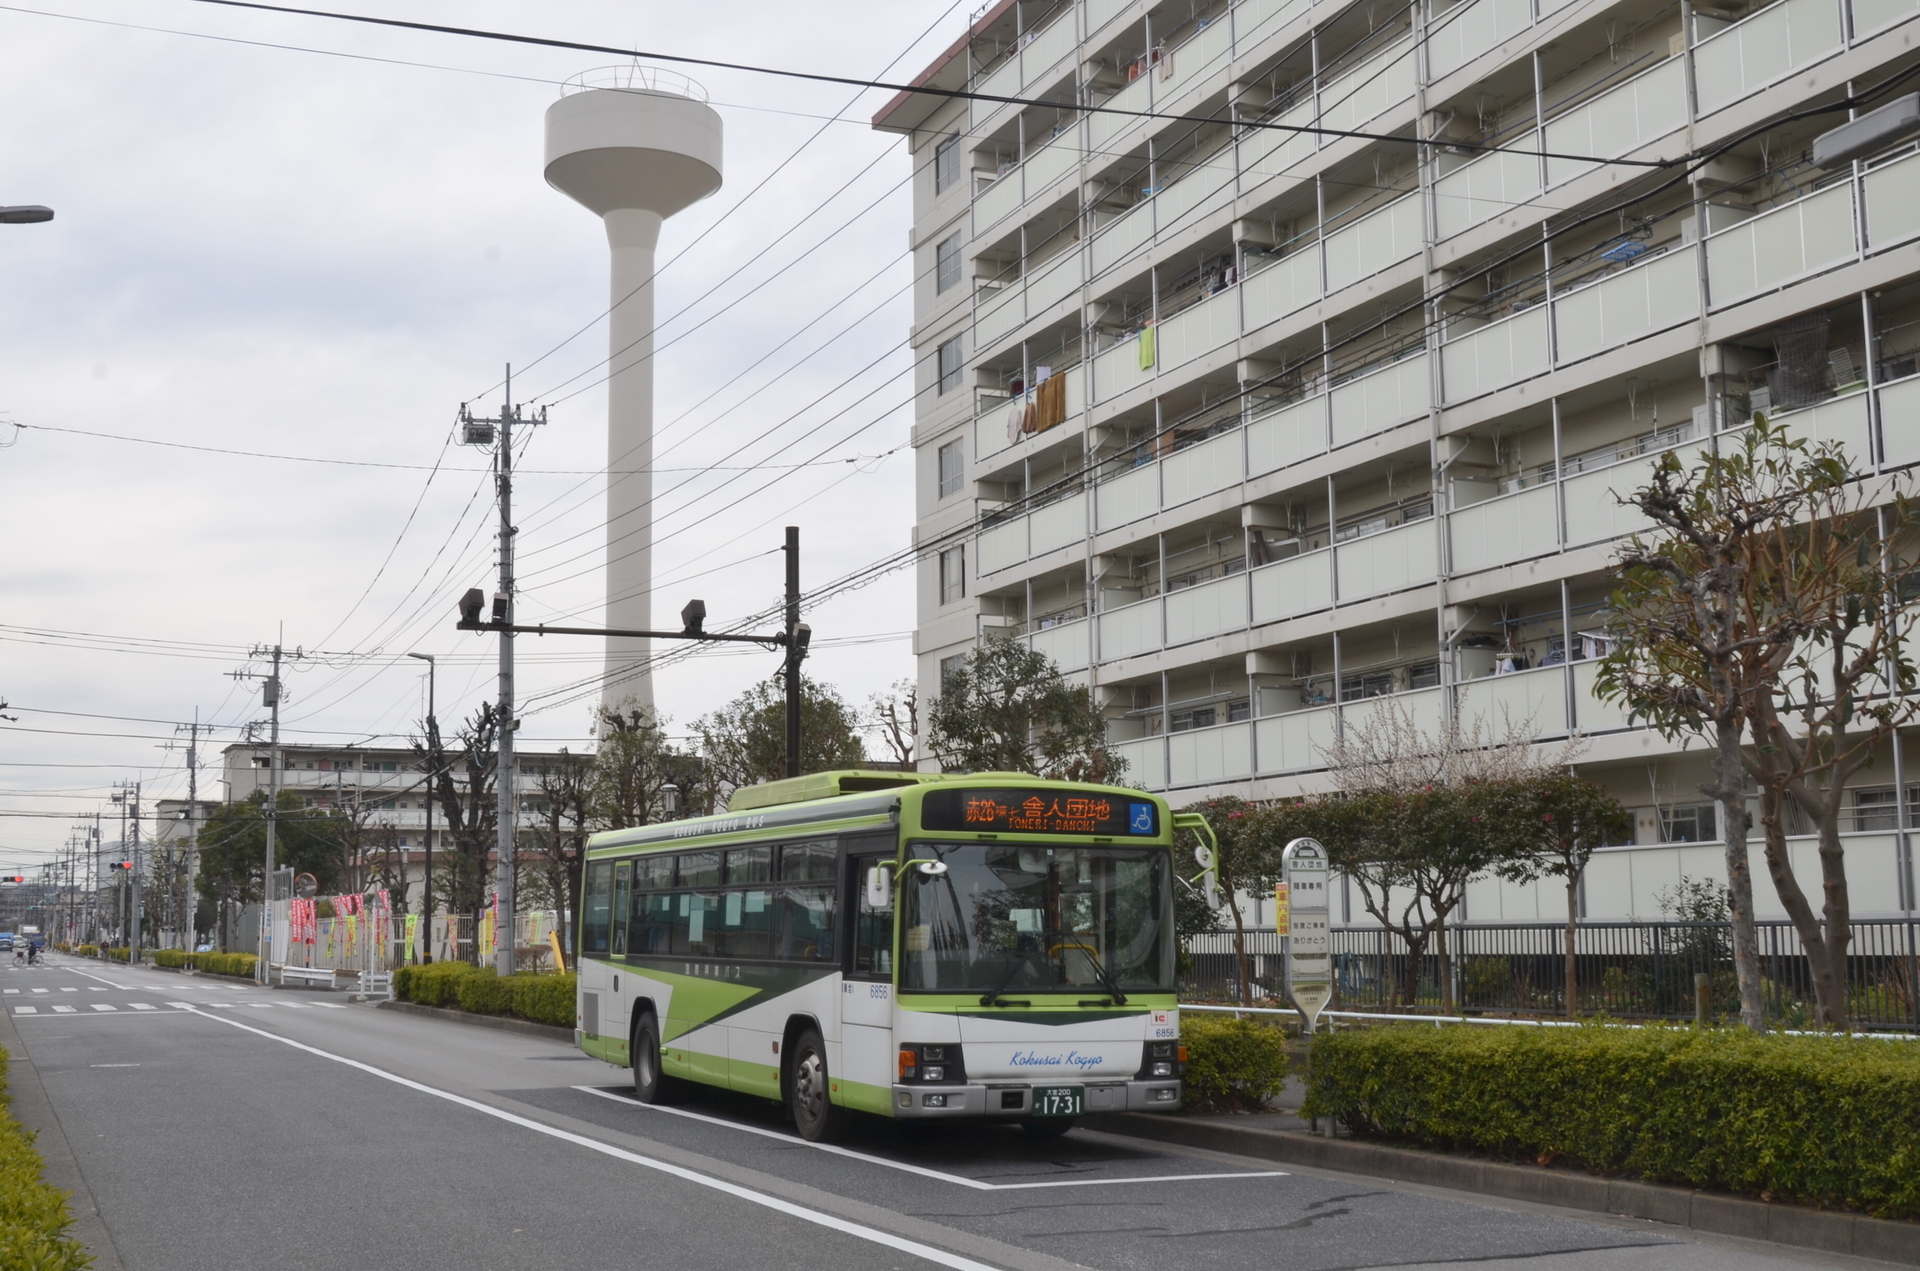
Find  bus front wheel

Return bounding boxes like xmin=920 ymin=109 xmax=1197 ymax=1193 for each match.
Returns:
xmin=632 ymin=1012 xmax=684 ymax=1105
xmin=788 ymin=1028 xmax=850 ymax=1143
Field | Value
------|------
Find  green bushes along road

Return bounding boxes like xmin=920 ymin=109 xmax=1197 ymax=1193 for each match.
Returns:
xmin=1305 ymin=1023 xmax=1920 ymax=1219
xmin=0 ymin=1048 xmax=91 ymax=1270
xmin=393 ymin=962 xmax=575 ymax=1029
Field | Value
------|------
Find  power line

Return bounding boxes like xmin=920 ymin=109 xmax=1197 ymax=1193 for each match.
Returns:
xmin=174 ymin=0 xmax=1681 ymax=169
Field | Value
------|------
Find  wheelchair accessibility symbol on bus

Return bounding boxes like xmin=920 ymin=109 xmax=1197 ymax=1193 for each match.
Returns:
xmin=1129 ymin=803 xmax=1154 ymax=834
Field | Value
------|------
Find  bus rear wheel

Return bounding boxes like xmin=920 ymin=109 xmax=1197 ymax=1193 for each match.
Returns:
xmin=788 ymin=1027 xmax=850 ymax=1143
xmin=632 ymin=1012 xmax=684 ymax=1105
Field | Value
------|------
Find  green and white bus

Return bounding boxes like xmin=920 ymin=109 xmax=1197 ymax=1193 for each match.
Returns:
xmin=576 ymin=769 xmax=1220 ymax=1141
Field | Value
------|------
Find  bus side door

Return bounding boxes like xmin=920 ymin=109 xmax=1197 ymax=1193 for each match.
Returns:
xmin=839 ymin=849 xmax=895 ymax=1110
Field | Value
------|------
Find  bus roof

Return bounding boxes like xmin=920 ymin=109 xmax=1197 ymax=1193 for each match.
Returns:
xmin=586 ymin=771 xmax=1170 ymax=855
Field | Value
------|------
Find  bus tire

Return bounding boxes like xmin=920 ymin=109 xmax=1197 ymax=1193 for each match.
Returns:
xmin=788 ymin=1027 xmax=850 ymax=1143
xmin=1020 ymin=1118 xmax=1076 ymax=1140
xmin=632 ymin=1012 xmax=684 ymax=1105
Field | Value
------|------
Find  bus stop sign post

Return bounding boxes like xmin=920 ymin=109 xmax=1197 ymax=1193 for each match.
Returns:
xmin=1282 ymin=838 xmax=1332 ymax=1032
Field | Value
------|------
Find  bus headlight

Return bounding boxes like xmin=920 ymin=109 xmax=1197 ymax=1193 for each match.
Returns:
xmin=1150 ymin=1061 xmax=1173 ymax=1077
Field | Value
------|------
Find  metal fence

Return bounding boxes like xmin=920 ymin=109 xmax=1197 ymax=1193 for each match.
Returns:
xmin=1184 ymin=919 xmax=1920 ymax=1031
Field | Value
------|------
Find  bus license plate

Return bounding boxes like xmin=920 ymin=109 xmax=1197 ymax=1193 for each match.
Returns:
xmin=1032 ymin=1086 xmax=1083 ymax=1117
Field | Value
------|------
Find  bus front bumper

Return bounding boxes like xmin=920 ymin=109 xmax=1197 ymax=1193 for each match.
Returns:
xmin=890 ymin=1080 xmax=1181 ymax=1118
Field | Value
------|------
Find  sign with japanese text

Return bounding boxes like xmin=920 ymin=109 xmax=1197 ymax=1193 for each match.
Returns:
xmin=1282 ymin=837 xmax=1332 ymax=1031
xmin=921 ymin=789 xmax=1160 ymax=837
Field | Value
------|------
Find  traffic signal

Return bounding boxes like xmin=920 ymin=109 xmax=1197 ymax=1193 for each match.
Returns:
xmin=110 ymin=861 xmax=132 ymax=872
xmin=5 ymin=876 xmax=20 ymax=884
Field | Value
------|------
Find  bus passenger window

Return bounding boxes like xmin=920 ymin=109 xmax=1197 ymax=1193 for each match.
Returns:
xmin=852 ymin=854 xmax=894 ymax=978
xmin=581 ymin=862 xmax=613 ymax=955
xmin=677 ymin=893 xmax=720 ymax=956
xmin=611 ymin=861 xmax=632 ymax=956
xmin=633 ymin=890 xmax=673 ymax=955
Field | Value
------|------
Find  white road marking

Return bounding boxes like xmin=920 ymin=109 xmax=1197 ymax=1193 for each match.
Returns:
xmin=60 ymin=987 xmax=77 ymax=992
xmin=15 ymin=1006 xmax=36 ymax=1015
xmin=569 ymin=1087 xmax=1288 ymax=1191
xmin=180 ymin=1008 xmax=1009 ymax=1271
xmin=90 ymin=1004 xmax=117 ymax=1012
xmin=52 ymin=1005 xmax=76 ymax=1013
xmin=131 ymin=1003 xmax=156 ymax=1011
xmin=88 ymin=987 xmax=106 ymax=992
xmin=90 ymin=1063 xmax=140 ymax=1068
xmin=31 ymin=988 xmax=48 ymax=994
xmin=4 ymin=988 xmax=17 ymax=995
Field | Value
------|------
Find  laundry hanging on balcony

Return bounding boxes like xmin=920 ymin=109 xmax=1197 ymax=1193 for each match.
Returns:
xmin=1138 ymin=322 xmax=1157 ymax=371
xmin=1006 ymin=388 xmax=1037 ymax=442
xmin=1033 ymin=371 xmax=1067 ymax=432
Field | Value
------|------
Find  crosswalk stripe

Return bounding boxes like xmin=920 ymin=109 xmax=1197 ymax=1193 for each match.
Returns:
xmin=3 ymin=989 xmax=17 ymax=995
xmin=59 ymin=987 xmax=77 ymax=992
xmin=14 ymin=1006 xmax=36 ymax=1015
xmin=30 ymin=988 xmax=48 ymax=994
xmin=131 ymin=1003 xmax=156 ymax=1011
xmin=90 ymin=1004 xmax=117 ymax=1012
xmin=52 ymin=1005 xmax=76 ymax=1014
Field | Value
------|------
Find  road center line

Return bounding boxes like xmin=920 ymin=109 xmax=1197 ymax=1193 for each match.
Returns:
xmin=570 ymin=1087 xmax=1286 ymax=1191
xmin=176 ymin=1008 xmax=1007 ymax=1271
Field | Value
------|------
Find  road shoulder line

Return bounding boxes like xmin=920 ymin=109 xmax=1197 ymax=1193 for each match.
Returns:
xmin=0 ymin=991 xmax=125 ymax=1271
xmin=178 ymin=1005 xmax=1090 ymax=1271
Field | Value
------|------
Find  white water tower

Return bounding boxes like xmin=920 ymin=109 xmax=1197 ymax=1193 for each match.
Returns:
xmin=545 ymin=65 xmax=723 ymax=714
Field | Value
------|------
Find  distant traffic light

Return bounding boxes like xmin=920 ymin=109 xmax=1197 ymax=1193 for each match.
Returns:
xmin=110 ymin=861 xmax=132 ymax=872
xmin=5 ymin=876 xmax=20 ymax=884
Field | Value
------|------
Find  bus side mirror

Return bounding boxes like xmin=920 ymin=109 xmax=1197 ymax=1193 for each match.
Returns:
xmin=866 ymin=865 xmax=892 ymax=909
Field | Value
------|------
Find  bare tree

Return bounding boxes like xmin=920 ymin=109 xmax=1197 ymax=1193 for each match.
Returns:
xmin=532 ymin=751 xmax=593 ymax=958
xmin=415 ymin=704 xmax=498 ymax=963
xmin=868 ymin=678 xmax=919 ymax=769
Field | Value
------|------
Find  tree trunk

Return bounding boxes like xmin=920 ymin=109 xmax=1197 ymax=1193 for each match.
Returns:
xmin=1711 ymin=733 xmax=1767 ymax=1032
xmin=1226 ymin=888 xmax=1251 ymax=1005
xmin=1757 ymin=787 xmax=1851 ymax=1028
xmin=1565 ymin=872 xmax=1581 ymax=1020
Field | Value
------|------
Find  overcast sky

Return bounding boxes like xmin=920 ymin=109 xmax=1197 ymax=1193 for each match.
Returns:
xmin=0 ymin=0 xmax=961 ymax=864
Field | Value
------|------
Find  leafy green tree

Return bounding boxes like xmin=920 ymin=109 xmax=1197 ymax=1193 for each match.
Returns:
xmin=694 ymin=675 xmax=865 ymax=794
xmin=1597 ymin=419 xmax=1918 ymax=1029
xmin=1494 ymin=772 xmax=1633 ymax=1018
xmin=196 ymin=791 xmax=346 ymax=949
xmin=926 ymin=640 xmax=1123 ymax=781
xmin=1178 ymin=797 xmax=1266 ymax=1003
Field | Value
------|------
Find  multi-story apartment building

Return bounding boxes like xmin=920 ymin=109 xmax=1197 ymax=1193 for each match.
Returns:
xmin=877 ymin=0 xmax=1920 ymax=925
xmin=219 ymin=742 xmax=576 ymax=906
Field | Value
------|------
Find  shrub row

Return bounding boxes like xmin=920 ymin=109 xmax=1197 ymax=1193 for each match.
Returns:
xmin=392 ymin=962 xmax=576 ymax=1029
xmin=71 ymin=947 xmax=96 ymax=960
xmin=1303 ymin=1023 xmax=1920 ymax=1220
xmin=1180 ymin=1013 xmax=1291 ymax=1112
xmin=0 ymin=1047 xmax=92 ymax=1270
xmin=145 ymin=950 xmax=258 ymax=978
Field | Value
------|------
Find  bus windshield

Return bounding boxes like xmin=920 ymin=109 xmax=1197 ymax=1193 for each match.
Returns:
xmin=898 ymin=842 xmax=1174 ymax=995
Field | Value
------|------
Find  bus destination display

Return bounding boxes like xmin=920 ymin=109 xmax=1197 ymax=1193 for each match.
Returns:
xmin=922 ymin=788 xmax=1159 ymax=837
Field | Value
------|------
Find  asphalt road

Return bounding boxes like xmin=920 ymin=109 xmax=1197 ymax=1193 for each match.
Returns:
xmin=2 ymin=955 xmax=1897 ymax=1271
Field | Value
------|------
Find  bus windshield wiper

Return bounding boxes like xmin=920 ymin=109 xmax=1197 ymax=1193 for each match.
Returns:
xmin=1050 ymin=928 xmax=1128 ymax=1006
xmin=979 ymin=947 xmax=1042 ymax=1007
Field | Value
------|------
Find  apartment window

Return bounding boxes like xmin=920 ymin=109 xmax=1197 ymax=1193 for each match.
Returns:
xmin=1659 ymin=803 xmax=1719 ymax=843
xmin=934 ymin=134 xmax=960 ymax=194
xmin=939 ymin=546 xmax=966 ymax=605
xmin=937 ymin=439 xmax=964 ymax=499
xmin=1852 ymin=786 xmax=1920 ymax=831
xmin=935 ymin=233 xmax=961 ymax=293
xmin=938 ymin=334 xmax=964 ymax=395
xmin=940 ymin=653 xmax=967 ymax=689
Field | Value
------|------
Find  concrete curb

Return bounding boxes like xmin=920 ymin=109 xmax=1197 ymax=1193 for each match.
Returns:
xmin=1084 ymin=1113 xmax=1919 ymax=1265
xmin=375 ymin=999 xmax=575 ymax=1044
xmin=0 ymin=996 xmax=125 ymax=1270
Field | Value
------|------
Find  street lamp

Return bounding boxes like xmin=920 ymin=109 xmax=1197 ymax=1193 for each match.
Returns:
xmin=0 ymin=206 xmax=53 ymax=224
xmin=407 ymin=652 xmax=436 ymax=963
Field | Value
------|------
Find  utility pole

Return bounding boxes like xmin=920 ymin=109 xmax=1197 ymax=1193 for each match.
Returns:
xmin=408 ymin=652 xmax=436 ymax=963
xmin=785 ymin=526 xmax=802 ymax=779
xmin=235 ymin=636 xmax=300 ymax=983
xmin=176 ymin=711 xmax=205 ymax=952
xmin=111 ymin=780 xmax=142 ymax=958
xmin=459 ymin=367 xmax=543 ymax=976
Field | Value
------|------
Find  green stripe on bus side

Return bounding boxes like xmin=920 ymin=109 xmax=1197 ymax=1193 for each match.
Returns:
xmin=834 ymin=1076 xmax=894 ymax=1116
xmin=608 ymin=959 xmax=837 ymax=1039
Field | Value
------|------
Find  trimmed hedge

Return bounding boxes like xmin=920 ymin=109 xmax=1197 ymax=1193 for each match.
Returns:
xmin=393 ymin=962 xmax=576 ymax=1029
xmin=1304 ymin=1024 xmax=1920 ymax=1219
xmin=0 ymin=1047 xmax=92 ymax=1270
xmin=1181 ymin=1013 xmax=1291 ymax=1112
xmin=145 ymin=950 xmax=258 ymax=978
